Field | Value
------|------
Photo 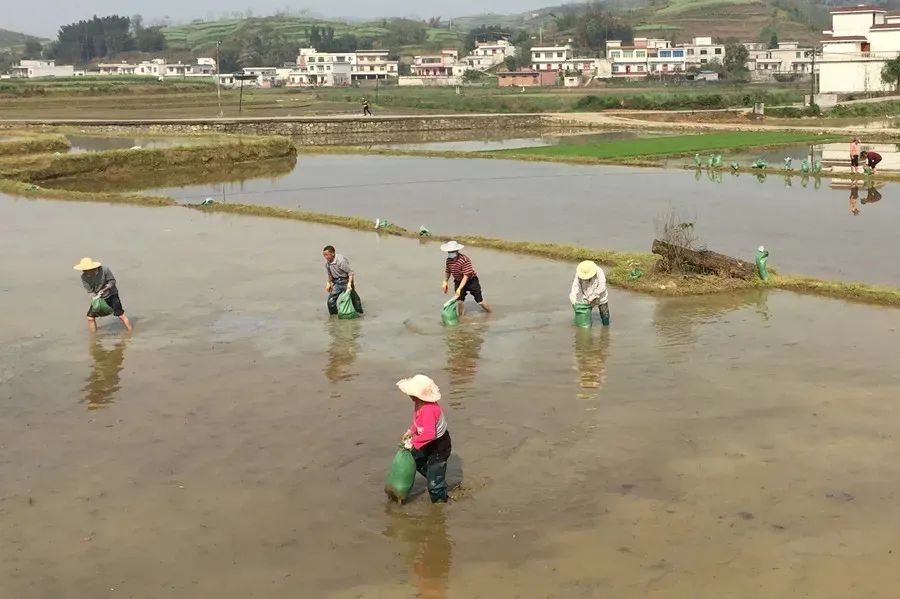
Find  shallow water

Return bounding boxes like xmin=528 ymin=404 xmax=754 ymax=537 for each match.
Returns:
xmin=682 ymin=141 xmax=900 ymax=173
xmin=3 ymin=196 xmax=900 ymax=597
xmin=373 ymin=129 xmax=673 ymax=152
xmin=137 ymin=154 xmax=900 ymax=286
xmin=65 ymin=134 xmax=207 ymax=153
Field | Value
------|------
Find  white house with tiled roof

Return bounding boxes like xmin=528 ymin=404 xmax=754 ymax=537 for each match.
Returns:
xmin=819 ymin=4 xmax=900 ymax=93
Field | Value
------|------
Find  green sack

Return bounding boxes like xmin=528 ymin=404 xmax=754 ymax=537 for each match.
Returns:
xmin=573 ymin=303 xmax=593 ymax=328
xmin=441 ymin=298 xmax=459 ymax=327
xmin=384 ymin=448 xmax=417 ymax=503
xmin=337 ymin=291 xmax=359 ymax=320
xmin=90 ymin=296 xmax=113 ymax=317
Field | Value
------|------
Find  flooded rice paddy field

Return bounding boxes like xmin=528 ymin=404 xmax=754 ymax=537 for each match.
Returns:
xmin=3 ymin=196 xmax=900 ymax=597
xmin=138 ymin=154 xmax=900 ymax=286
xmin=64 ymin=134 xmax=213 ymax=153
xmin=371 ymin=129 xmax=674 ymax=152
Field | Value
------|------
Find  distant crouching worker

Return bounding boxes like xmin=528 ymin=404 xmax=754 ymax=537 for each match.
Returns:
xmin=570 ymin=260 xmax=610 ymax=326
xmin=861 ymin=150 xmax=882 ymax=173
xmin=324 ymin=245 xmax=363 ymax=316
xmin=74 ymin=257 xmax=133 ymax=333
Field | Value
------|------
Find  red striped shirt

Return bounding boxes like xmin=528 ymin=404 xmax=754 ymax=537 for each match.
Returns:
xmin=445 ymin=254 xmax=476 ymax=281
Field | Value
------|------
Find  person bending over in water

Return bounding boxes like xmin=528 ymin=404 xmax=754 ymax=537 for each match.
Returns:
xmin=570 ymin=260 xmax=610 ymax=326
xmin=74 ymin=257 xmax=133 ymax=333
xmin=441 ymin=241 xmax=491 ymax=318
xmin=399 ymin=374 xmax=451 ymax=504
xmin=861 ymin=150 xmax=882 ymax=174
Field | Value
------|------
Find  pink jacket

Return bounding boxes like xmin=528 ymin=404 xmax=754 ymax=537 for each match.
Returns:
xmin=408 ymin=402 xmax=448 ymax=450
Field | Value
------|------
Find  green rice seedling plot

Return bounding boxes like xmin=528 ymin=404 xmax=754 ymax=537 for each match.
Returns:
xmin=493 ymin=132 xmax=840 ymax=161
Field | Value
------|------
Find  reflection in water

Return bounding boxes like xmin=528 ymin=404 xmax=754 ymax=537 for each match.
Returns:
xmin=653 ymin=290 xmax=769 ymax=354
xmin=324 ymin=319 xmax=361 ymax=384
xmin=849 ymin=184 xmax=860 ymax=215
xmin=444 ymin=323 xmax=486 ymax=398
xmin=383 ymin=506 xmax=452 ymax=599
xmin=863 ymin=185 xmax=883 ymax=205
xmin=81 ymin=337 xmax=127 ymax=410
xmin=572 ymin=327 xmax=610 ymax=401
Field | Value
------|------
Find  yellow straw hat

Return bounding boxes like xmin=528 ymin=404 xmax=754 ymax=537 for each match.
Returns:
xmin=576 ymin=260 xmax=599 ymax=280
xmin=396 ymin=374 xmax=442 ymax=403
xmin=73 ymin=257 xmax=102 ymax=271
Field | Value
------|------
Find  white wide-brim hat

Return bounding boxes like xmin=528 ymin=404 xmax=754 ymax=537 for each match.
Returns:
xmin=440 ymin=241 xmax=465 ymax=253
xmin=396 ymin=374 xmax=441 ymax=403
xmin=576 ymin=260 xmax=599 ymax=280
xmin=73 ymin=257 xmax=102 ymax=271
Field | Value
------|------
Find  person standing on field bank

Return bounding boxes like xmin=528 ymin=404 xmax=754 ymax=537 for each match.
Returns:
xmin=399 ymin=374 xmax=451 ymax=504
xmin=849 ymin=138 xmax=861 ymax=174
xmin=861 ymin=150 xmax=882 ymax=173
xmin=570 ymin=260 xmax=610 ymax=326
xmin=441 ymin=241 xmax=491 ymax=317
xmin=74 ymin=257 xmax=133 ymax=333
xmin=362 ymin=97 xmax=373 ymax=116
xmin=323 ymin=245 xmax=363 ymax=316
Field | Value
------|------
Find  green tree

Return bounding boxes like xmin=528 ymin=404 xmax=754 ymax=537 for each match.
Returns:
xmin=769 ymin=31 xmax=779 ymax=49
xmin=504 ymin=55 xmax=517 ymax=71
xmin=724 ymin=42 xmax=749 ymax=74
xmin=23 ymin=39 xmax=43 ymax=58
xmin=881 ymin=56 xmax=900 ymax=91
xmin=575 ymin=2 xmax=633 ymax=54
xmin=136 ymin=27 xmax=166 ymax=52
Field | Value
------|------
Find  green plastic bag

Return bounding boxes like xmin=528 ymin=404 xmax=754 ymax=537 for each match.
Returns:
xmin=337 ymin=291 xmax=359 ymax=320
xmin=441 ymin=298 xmax=459 ymax=327
xmin=756 ymin=246 xmax=769 ymax=281
xmin=90 ymin=296 xmax=113 ymax=317
xmin=573 ymin=303 xmax=593 ymax=328
xmin=384 ymin=448 xmax=417 ymax=503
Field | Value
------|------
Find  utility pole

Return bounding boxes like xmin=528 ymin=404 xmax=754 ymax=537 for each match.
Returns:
xmin=810 ymin=46 xmax=816 ymax=108
xmin=216 ymin=40 xmax=222 ymax=117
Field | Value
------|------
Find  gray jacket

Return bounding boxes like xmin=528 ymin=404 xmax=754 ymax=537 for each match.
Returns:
xmin=82 ymin=266 xmax=118 ymax=298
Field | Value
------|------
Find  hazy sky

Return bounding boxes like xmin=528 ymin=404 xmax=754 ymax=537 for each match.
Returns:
xmin=7 ymin=0 xmax=557 ymax=37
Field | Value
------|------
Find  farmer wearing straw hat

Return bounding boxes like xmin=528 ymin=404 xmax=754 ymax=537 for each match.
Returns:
xmin=74 ymin=257 xmax=133 ymax=332
xmin=398 ymin=374 xmax=451 ymax=503
xmin=570 ymin=260 xmax=610 ymax=326
xmin=441 ymin=241 xmax=491 ymax=318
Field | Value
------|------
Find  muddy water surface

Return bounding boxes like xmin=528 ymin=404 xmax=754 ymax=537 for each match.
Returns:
xmin=3 ymin=195 xmax=900 ymax=597
xmin=139 ymin=155 xmax=900 ymax=286
xmin=64 ymin=134 xmax=210 ymax=153
xmin=373 ymin=129 xmax=673 ymax=152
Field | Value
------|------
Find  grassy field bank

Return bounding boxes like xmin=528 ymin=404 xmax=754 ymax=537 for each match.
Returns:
xmin=0 ymin=136 xmax=295 ymax=183
xmin=492 ymin=131 xmax=836 ymax=160
xmin=0 ymin=131 xmax=70 ymax=156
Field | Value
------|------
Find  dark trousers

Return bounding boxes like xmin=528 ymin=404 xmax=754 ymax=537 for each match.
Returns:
xmin=327 ymin=280 xmax=363 ymax=315
xmin=411 ymin=432 xmax=451 ymax=503
xmin=363 ymin=106 xmax=372 ymax=116
xmin=597 ymin=302 xmax=610 ymax=326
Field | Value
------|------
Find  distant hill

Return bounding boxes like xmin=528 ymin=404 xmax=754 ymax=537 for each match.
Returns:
xmin=158 ymin=0 xmax=831 ymax=60
xmin=0 ymin=28 xmax=40 ymax=50
xmin=454 ymin=0 xmax=827 ymax=45
xmin=160 ymin=16 xmax=464 ymax=55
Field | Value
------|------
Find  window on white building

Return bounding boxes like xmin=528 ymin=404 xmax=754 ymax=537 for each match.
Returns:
xmin=637 ymin=65 xmax=644 ymax=72
xmin=715 ymin=48 xmax=722 ymax=55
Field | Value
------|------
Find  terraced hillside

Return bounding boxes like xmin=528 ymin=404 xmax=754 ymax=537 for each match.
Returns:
xmin=161 ymin=16 xmax=463 ymax=54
